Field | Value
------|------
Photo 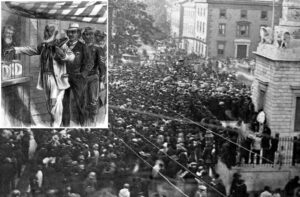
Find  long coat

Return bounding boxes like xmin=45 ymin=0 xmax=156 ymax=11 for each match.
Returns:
xmin=14 ymin=43 xmax=74 ymax=90
xmin=66 ymin=41 xmax=93 ymax=77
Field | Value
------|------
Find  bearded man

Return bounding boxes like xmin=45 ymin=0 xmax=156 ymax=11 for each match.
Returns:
xmin=6 ymin=24 xmax=75 ymax=127
xmin=1 ymin=25 xmax=16 ymax=61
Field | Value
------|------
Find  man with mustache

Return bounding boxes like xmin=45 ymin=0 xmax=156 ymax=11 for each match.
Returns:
xmin=5 ymin=24 xmax=75 ymax=127
xmin=62 ymin=23 xmax=93 ymax=126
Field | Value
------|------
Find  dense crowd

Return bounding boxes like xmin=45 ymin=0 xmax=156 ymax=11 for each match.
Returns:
xmin=108 ymin=49 xmax=300 ymax=197
xmin=1 ymin=128 xmax=300 ymax=197
xmin=1 ymin=49 xmax=300 ymax=197
xmin=109 ymin=49 xmax=300 ymax=170
xmin=1 ymin=129 xmax=149 ymax=197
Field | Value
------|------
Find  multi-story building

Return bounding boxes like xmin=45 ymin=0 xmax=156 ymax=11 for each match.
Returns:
xmin=194 ymin=1 xmax=208 ymax=56
xmin=181 ymin=1 xmax=196 ymax=53
xmin=170 ymin=0 xmax=187 ymax=40
xmin=252 ymin=0 xmax=300 ymax=135
xmin=170 ymin=0 xmax=283 ymax=58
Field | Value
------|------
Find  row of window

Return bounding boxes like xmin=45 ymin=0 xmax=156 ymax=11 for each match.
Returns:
xmin=185 ymin=9 xmax=195 ymax=17
xmin=218 ymin=23 xmax=268 ymax=37
xmin=196 ymin=21 xmax=206 ymax=34
xmin=197 ymin=7 xmax=206 ymax=17
xmin=218 ymin=22 xmax=251 ymax=37
xmin=219 ymin=9 xmax=268 ymax=20
xmin=184 ymin=23 xmax=194 ymax=35
xmin=195 ymin=41 xmax=206 ymax=56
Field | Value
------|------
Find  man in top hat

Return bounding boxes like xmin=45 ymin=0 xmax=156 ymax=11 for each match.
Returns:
xmin=82 ymin=27 xmax=105 ymax=126
xmin=6 ymin=23 xmax=74 ymax=127
xmin=62 ymin=23 xmax=93 ymax=126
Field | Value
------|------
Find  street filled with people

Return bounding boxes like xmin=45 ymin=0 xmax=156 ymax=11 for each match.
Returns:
xmin=2 ymin=47 xmax=300 ymax=197
xmin=1 ymin=126 xmax=300 ymax=197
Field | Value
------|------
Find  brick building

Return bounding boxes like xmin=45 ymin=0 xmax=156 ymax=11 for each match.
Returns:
xmin=252 ymin=0 xmax=300 ymax=135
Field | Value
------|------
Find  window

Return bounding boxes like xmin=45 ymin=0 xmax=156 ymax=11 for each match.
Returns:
xmin=200 ymin=43 xmax=203 ymax=54
xmin=261 ymin=11 xmax=268 ymax=20
xmin=220 ymin=9 xmax=226 ymax=18
xmin=295 ymin=97 xmax=300 ymax=131
xmin=217 ymin=41 xmax=225 ymax=55
xmin=203 ymin=22 xmax=205 ymax=33
xmin=237 ymin=22 xmax=250 ymax=37
xmin=200 ymin=22 xmax=202 ymax=33
xmin=241 ymin=10 xmax=247 ymax=18
xmin=218 ymin=23 xmax=226 ymax=35
xmin=203 ymin=9 xmax=206 ymax=16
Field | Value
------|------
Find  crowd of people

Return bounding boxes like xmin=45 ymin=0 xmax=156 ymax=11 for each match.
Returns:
xmin=1 ymin=30 xmax=300 ymax=197
xmin=108 ymin=47 xmax=300 ymax=197
xmin=0 ymin=129 xmax=147 ymax=197
xmin=1 ymin=127 xmax=299 ymax=197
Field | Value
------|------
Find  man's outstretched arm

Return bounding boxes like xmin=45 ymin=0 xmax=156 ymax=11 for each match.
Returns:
xmin=14 ymin=46 xmax=40 ymax=56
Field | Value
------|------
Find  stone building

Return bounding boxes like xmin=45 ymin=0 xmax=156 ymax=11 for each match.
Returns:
xmin=181 ymin=1 xmax=196 ymax=53
xmin=194 ymin=1 xmax=208 ymax=57
xmin=193 ymin=0 xmax=282 ymax=59
xmin=252 ymin=0 xmax=300 ymax=136
xmin=169 ymin=0 xmax=282 ymax=58
xmin=170 ymin=0 xmax=187 ymax=40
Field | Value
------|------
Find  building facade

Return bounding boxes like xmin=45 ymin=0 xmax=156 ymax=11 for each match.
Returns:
xmin=170 ymin=0 xmax=187 ymax=40
xmin=194 ymin=2 xmax=208 ymax=57
xmin=252 ymin=0 xmax=300 ymax=136
xmin=181 ymin=1 xmax=196 ymax=53
xmin=170 ymin=0 xmax=282 ymax=58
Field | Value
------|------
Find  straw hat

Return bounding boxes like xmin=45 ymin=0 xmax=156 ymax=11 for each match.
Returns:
xmin=65 ymin=23 xmax=81 ymax=32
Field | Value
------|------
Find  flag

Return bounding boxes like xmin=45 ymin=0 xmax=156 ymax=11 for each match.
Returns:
xmin=5 ymin=1 xmax=107 ymax=24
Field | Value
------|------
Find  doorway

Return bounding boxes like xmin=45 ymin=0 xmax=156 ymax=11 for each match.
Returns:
xmin=237 ymin=44 xmax=247 ymax=58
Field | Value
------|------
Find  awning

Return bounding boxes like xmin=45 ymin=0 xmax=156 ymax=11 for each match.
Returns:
xmin=5 ymin=1 xmax=107 ymax=24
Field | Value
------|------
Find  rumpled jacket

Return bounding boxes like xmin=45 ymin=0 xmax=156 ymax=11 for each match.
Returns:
xmin=14 ymin=43 xmax=74 ymax=90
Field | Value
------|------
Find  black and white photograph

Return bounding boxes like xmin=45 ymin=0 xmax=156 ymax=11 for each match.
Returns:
xmin=1 ymin=1 xmax=108 ymax=127
xmin=1 ymin=0 xmax=300 ymax=197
